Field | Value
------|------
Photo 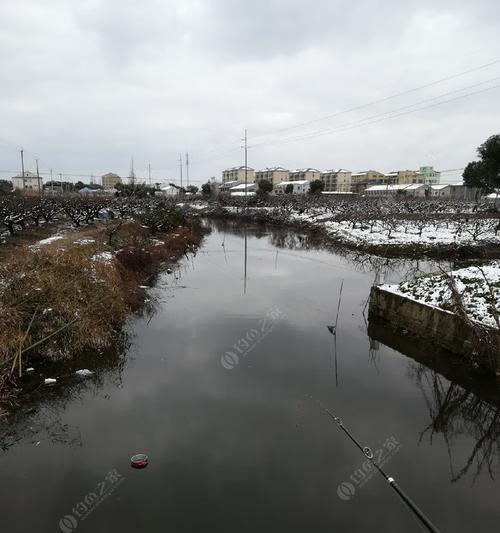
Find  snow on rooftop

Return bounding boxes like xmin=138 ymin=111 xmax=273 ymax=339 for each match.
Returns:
xmin=275 ymin=180 xmax=310 ymax=187
xmin=321 ymin=169 xmax=351 ymax=174
xmin=230 ymin=183 xmax=256 ymax=190
xmin=366 ymin=184 xmax=424 ymax=192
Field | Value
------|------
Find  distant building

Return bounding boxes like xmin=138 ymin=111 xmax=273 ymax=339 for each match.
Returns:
xmin=101 ymin=172 xmax=122 ymax=189
xmin=219 ymin=180 xmax=240 ymax=193
xmin=274 ymin=180 xmax=310 ymax=195
xmin=255 ymin=167 xmax=289 ymax=186
xmin=419 ymin=166 xmax=441 ymax=185
xmin=222 ymin=166 xmax=255 ymax=184
xmin=288 ymin=168 xmax=321 ymax=182
xmin=11 ymin=172 xmax=42 ymax=195
xmin=78 ymin=187 xmax=100 ymax=195
xmin=395 ymin=170 xmax=424 ymax=185
xmin=365 ymin=184 xmax=427 ymax=197
xmin=158 ymin=185 xmax=179 ymax=196
xmin=351 ymin=170 xmax=386 ymax=194
xmin=430 ymin=184 xmax=451 ymax=197
xmin=229 ymin=183 xmax=257 ymax=195
xmin=320 ymin=169 xmax=352 ymax=192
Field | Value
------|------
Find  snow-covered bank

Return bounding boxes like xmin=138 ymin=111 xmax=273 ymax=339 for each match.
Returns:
xmin=380 ymin=263 xmax=500 ymax=329
xmin=182 ymin=202 xmax=500 ymax=253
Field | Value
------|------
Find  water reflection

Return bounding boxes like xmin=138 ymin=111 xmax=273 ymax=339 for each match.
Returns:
xmin=411 ymin=364 xmax=500 ymax=483
xmin=2 ymin=219 xmax=500 ymax=533
xmin=0 ymin=335 xmax=130 ymax=453
xmin=369 ymin=319 xmax=500 ymax=483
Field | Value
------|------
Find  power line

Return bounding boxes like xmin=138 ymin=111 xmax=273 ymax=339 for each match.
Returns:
xmin=192 ymin=57 xmax=500 ymax=163
xmin=249 ymin=81 xmax=500 ymax=150
xmin=251 ymin=58 xmax=500 ymax=142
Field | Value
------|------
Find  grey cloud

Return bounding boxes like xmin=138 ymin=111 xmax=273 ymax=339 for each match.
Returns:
xmin=0 ymin=0 xmax=499 ymax=183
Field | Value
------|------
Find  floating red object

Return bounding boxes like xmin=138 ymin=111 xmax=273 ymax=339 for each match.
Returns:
xmin=131 ymin=454 xmax=149 ymax=469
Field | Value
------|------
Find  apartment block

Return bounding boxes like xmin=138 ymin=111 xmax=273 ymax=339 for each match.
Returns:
xmin=288 ymin=168 xmax=321 ymax=182
xmin=320 ymin=169 xmax=352 ymax=192
xmin=222 ymin=166 xmax=255 ymax=184
xmin=101 ymin=172 xmax=122 ymax=189
xmin=255 ymin=167 xmax=290 ymax=186
xmin=351 ymin=170 xmax=385 ymax=194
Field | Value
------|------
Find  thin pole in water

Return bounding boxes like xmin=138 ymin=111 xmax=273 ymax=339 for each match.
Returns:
xmin=311 ymin=396 xmax=443 ymax=533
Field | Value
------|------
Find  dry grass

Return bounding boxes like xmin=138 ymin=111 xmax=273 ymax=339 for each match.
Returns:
xmin=0 ymin=240 xmax=127 ymax=364
xmin=0 ymin=215 xmax=204 ymax=415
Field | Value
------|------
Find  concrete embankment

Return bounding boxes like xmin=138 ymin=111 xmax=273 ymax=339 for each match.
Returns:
xmin=368 ymin=286 xmax=499 ymax=372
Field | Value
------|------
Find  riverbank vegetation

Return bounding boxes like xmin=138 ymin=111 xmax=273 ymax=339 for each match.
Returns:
xmin=0 ymin=199 xmax=204 ymax=415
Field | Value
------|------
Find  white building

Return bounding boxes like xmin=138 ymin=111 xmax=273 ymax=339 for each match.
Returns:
xmin=158 ymin=185 xmax=179 ymax=196
xmin=365 ymin=184 xmax=428 ymax=197
xmin=229 ymin=182 xmax=257 ymax=195
xmin=274 ymin=180 xmax=310 ymax=195
xmin=420 ymin=166 xmax=441 ymax=185
xmin=430 ymin=184 xmax=451 ymax=197
xmin=219 ymin=180 xmax=240 ymax=193
xmin=12 ymin=172 xmax=42 ymax=194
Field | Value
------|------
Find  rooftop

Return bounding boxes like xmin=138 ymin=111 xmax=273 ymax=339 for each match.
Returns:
xmin=223 ymin=166 xmax=254 ymax=172
xmin=366 ymin=184 xmax=426 ymax=192
xmin=321 ymin=169 xmax=351 ymax=174
xmin=13 ymin=172 xmax=38 ymax=179
xmin=275 ymin=180 xmax=310 ymax=187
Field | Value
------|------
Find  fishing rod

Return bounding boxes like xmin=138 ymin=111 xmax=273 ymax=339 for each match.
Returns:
xmin=311 ymin=396 xmax=443 ymax=533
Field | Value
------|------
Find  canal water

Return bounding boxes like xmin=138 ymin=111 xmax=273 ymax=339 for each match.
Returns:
xmin=1 ymin=220 xmax=499 ymax=533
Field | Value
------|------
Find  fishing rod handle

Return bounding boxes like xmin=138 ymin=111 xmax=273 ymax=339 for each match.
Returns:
xmin=387 ymin=478 xmax=442 ymax=533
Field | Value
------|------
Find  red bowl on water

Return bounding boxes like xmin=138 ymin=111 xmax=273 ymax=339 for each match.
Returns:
xmin=131 ymin=454 xmax=149 ymax=469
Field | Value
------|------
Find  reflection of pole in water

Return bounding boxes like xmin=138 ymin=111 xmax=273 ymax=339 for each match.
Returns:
xmin=327 ymin=280 xmax=344 ymax=387
xmin=334 ymin=333 xmax=339 ymax=387
xmin=243 ymin=226 xmax=248 ymax=295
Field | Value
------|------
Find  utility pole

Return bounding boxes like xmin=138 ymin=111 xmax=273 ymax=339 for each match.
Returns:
xmin=59 ymin=173 xmax=63 ymax=194
xmin=20 ymin=149 xmax=25 ymax=177
xmin=129 ymin=157 xmax=136 ymax=185
xmin=148 ymin=163 xmax=152 ymax=186
xmin=35 ymin=158 xmax=42 ymax=196
xmin=20 ymin=148 xmax=25 ymax=191
xmin=186 ymin=152 xmax=190 ymax=187
xmin=243 ymin=129 xmax=248 ymax=198
xmin=179 ymin=155 xmax=183 ymax=188
xmin=50 ymin=168 xmax=54 ymax=194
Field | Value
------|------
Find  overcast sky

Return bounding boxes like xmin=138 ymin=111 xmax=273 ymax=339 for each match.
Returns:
xmin=0 ymin=0 xmax=499 ymax=185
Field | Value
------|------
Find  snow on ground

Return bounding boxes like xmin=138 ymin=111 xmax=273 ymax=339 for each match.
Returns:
xmin=30 ymin=234 xmax=65 ymax=249
xmin=321 ymin=220 xmax=499 ymax=246
xmin=74 ymin=238 xmax=96 ymax=245
xmin=92 ymin=251 xmax=114 ymax=263
xmin=380 ymin=262 xmax=500 ymax=329
xmin=184 ymin=203 xmax=500 ymax=247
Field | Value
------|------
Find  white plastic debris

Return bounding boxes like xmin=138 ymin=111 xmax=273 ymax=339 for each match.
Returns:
xmin=26 ymin=367 xmax=35 ymax=372
xmin=44 ymin=378 xmax=57 ymax=385
xmin=75 ymin=369 xmax=93 ymax=377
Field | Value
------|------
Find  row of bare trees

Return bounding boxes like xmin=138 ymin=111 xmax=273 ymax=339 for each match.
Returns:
xmin=0 ymin=195 xmax=185 ymax=238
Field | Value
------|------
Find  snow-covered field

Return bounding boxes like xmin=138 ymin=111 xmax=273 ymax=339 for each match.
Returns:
xmin=288 ymin=211 xmax=499 ymax=247
xmin=380 ymin=263 xmax=500 ymax=329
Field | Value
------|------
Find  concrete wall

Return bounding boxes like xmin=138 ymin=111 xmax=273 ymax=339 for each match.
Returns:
xmin=368 ymin=286 xmax=477 ymax=355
